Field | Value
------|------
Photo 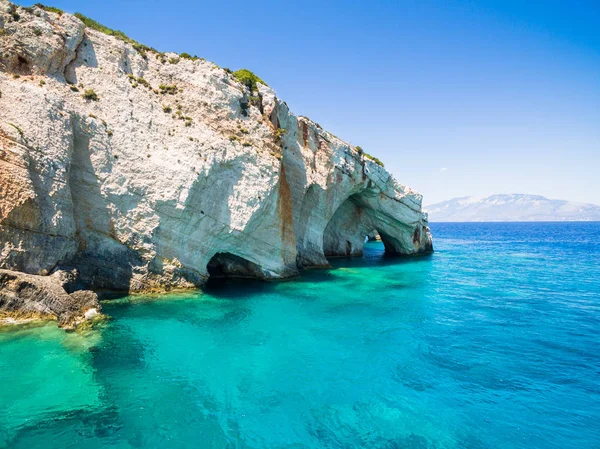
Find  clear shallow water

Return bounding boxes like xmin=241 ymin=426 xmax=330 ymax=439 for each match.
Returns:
xmin=1 ymin=222 xmax=599 ymax=449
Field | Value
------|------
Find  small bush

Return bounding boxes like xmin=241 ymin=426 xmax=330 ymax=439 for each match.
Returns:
xmin=132 ymin=43 xmax=152 ymax=59
xmin=107 ymin=130 xmax=113 ymax=137
xmin=162 ymin=105 xmax=172 ymax=113
xmin=128 ymin=74 xmax=151 ymax=89
xmin=233 ymin=69 xmax=266 ymax=92
xmin=70 ymin=85 xmax=79 ymax=92
xmin=168 ymin=57 xmax=180 ymax=64
xmin=82 ymin=89 xmax=99 ymax=101
xmin=33 ymin=28 xmax=43 ymax=36
xmin=159 ymin=84 xmax=178 ymax=95
xmin=75 ymin=13 xmax=128 ymax=40
xmin=365 ymin=153 xmax=384 ymax=167
xmin=74 ymin=12 xmax=155 ymax=58
xmin=274 ymin=128 xmax=287 ymax=140
xmin=242 ymin=141 xmax=252 ymax=147
xmin=229 ymin=135 xmax=240 ymax=142
xmin=0 ymin=29 xmax=6 ymax=37
xmin=35 ymin=4 xmax=63 ymax=15
xmin=39 ymin=79 xmax=46 ymax=86
xmin=355 ymin=146 xmax=384 ymax=167
xmin=180 ymin=52 xmax=200 ymax=61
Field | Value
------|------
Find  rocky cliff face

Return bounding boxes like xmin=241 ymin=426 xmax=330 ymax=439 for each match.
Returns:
xmin=0 ymin=2 xmax=432 ymax=324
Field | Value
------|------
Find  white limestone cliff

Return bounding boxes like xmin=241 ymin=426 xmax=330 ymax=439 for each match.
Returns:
xmin=0 ymin=1 xmax=432 ymax=325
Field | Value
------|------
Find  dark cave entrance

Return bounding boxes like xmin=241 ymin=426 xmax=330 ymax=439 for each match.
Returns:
xmin=206 ymin=252 xmax=266 ymax=280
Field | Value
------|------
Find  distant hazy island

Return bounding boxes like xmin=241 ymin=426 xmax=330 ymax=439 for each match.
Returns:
xmin=425 ymin=194 xmax=600 ymax=222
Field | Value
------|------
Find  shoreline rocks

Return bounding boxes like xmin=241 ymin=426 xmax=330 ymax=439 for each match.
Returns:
xmin=0 ymin=268 xmax=100 ymax=329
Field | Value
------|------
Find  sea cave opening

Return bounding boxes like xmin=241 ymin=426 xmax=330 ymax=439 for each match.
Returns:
xmin=322 ymin=191 xmax=391 ymax=260
xmin=206 ymin=252 xmax=266 ymax=280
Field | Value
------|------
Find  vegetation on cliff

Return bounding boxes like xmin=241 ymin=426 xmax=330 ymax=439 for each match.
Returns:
xmin=355 ymin=146 xmax=384 ymax=167
xmin=233 ymin=69 xmax=267 ymax=92
xmin=73 ymin=11 xmax=154 ymax=58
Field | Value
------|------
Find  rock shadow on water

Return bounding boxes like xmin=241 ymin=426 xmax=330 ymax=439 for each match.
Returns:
xmin=203 ymin=275 xmax=280 ymax=300
xmin=3 ymin=405 xmax=121 ymax=449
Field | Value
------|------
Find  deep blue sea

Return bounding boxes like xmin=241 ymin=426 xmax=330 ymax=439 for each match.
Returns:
xmin=1 ymin=222 xmax=599 ymax=449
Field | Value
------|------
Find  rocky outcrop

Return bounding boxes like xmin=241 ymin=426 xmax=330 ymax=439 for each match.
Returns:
xmin=0 ymin=1 xmax=432 ymax=307
xmin=0 ymin=268 xmax=100 ymax=328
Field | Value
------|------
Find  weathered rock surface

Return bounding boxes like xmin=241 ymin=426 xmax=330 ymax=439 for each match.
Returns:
xmin=0 ymin=1 xmax=433 ymax=308
xmin=0 ymin=268 xmax=100 ymax=328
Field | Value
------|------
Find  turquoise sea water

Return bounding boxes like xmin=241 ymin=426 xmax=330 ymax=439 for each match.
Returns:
xmin=1 ymin=222 xmax=599 ymax=449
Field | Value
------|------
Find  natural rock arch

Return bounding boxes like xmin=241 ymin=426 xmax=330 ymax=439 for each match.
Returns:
xmin=323 ymin=190 xmax=383 ymax=258
xmin=323 ymin=187 xmax=433 ymax=259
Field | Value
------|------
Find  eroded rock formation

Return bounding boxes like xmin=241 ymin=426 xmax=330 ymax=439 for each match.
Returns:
xmin=0 ymin=1 xmax=432 ymax=324
xmin=0 ymin=268 xmax=100 ymax=328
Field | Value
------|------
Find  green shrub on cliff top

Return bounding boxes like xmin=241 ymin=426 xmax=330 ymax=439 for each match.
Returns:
xmin=74 ymin=12 xmax=154 ymax=58
xmin=74 ymin=13 xmax=127 ymax=40
xmin=365 ymin=154 xmax=384 ymax=167
xmin=180 ymin=52 xmax=203 ymax=61
xmin=233 ymin=69 xmax=266 ymax=92
xmin=355 ymin=146 xmax=384 ymax=167
xmin=34 ymin=4 xmax=64 ymax=15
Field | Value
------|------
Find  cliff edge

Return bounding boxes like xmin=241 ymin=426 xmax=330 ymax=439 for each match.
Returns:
xmin=0 ymin=2 xmax=432 ymax=325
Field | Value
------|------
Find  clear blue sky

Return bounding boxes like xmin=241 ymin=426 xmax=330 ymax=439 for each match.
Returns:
xmin=17 ymin=0 xmax=600 ymax=204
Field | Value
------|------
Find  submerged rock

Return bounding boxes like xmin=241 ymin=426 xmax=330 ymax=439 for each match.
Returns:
xmin=0 ymin=1 xmax=432 ymax=309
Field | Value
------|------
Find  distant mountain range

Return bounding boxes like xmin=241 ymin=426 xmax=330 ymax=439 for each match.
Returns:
xmin=425 ymin=194 xmax=600 ymax=222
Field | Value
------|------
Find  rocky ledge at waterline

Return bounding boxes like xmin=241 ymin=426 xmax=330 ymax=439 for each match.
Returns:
xmin=0 ymin=1 xmax=432 ymax=327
